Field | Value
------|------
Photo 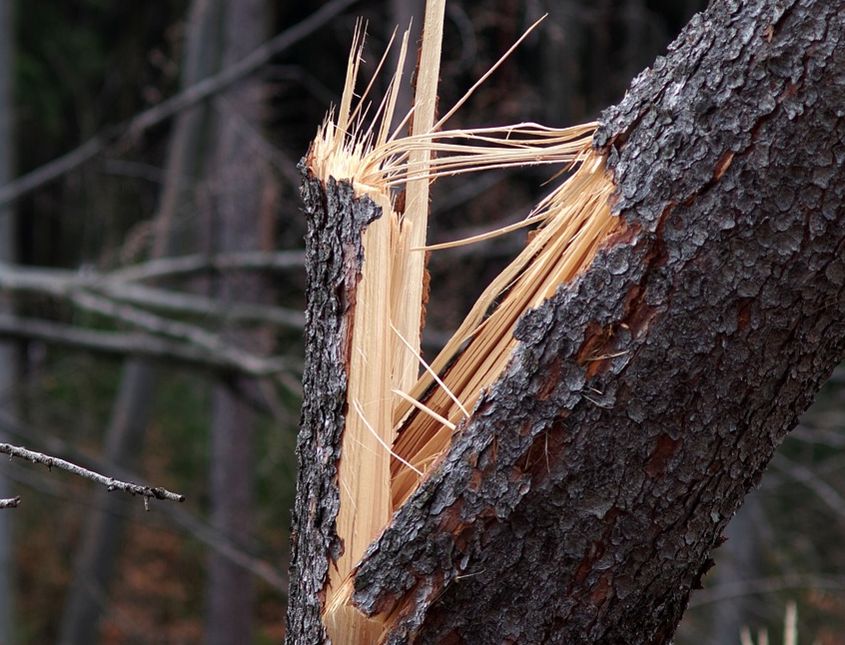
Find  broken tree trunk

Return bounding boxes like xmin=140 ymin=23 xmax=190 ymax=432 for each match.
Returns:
xmin=287 ymin=0 xmax=845 ymax=642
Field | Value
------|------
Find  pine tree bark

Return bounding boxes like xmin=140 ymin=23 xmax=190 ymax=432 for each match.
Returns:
xmin=286 ymin=1 xmax=845 ymax=642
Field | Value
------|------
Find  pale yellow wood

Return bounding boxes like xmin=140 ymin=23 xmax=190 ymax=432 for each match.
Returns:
xmin=324 ymin=192 xmax=395 ymax=645
xmin=390 ymin=0 xmax=447 ymax=399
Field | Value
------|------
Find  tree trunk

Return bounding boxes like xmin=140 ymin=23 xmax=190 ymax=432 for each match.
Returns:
xmin=0 ymin=2 xmax=16 ymax=642
xmin=204 ymin=0 xmax=270 ymax=641
xmin=707 ymin=496 xmax=762 ymax=644
xmin=57 ymin=1 xmax=221 ymax=642
xmin=287 ymin=0 xmax=845 ymax=643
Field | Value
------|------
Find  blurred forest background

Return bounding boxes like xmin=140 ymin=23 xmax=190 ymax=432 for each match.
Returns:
xmin=0 ymin=0 xmax=843 ymax=643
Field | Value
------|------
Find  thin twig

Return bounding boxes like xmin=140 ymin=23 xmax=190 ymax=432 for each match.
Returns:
xmin=0 ymin=0 xmax=358 ymax=207
xmin=689 ymin=573 xmax=845 ymax=608
xmin=0 ymin=408 xmax=289 ymax=591
xmin=0 ymin=442 xmax=184 ymax=506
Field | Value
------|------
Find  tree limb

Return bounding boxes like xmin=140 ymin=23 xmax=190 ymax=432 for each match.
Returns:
xmin=0 ymin=261 xmax=304 ymax=328
xmin=110 ymin=250 xmax=305 ymax=282
xmin=0 ymin=314 xmax=287 ymax=376
xmin=69 ymin=291 xmax=284 ymax=376
xmin=0 ymin=442 xmax=184 ymax=507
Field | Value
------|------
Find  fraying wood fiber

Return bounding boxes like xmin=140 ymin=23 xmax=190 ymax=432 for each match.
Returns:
xmin=303 ymin=13 xmax=619 ymax=643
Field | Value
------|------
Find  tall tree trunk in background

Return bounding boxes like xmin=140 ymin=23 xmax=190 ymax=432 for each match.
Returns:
xmin=541 ymin=0 xmax=579 ymax=125
xmin=57 ymin=1 xmax=221 ymax=642
xmin=0 ymin=2 xmax=16 ymax=642
xmin=390 ymin=0 xmax=423 ymax=127
xmin=708 ymin=497 xmax=762 ymax=644
xmin=204 ymin=0 xmax=270 ymax=641
xmin=286 ymin=1 xmax=845 ymax=642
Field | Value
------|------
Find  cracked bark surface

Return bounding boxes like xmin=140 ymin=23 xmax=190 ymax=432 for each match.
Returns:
xmin=286 ymin=0 xmax=845 ymax=642
xmin=286 ymin=175 xmax=382 ymax=643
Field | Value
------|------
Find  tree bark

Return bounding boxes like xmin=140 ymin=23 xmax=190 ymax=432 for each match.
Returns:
xmin=287 ymin=1 xmax=845 ymax=643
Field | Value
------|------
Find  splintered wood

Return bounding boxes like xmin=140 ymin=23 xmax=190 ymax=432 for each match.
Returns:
xmin=390 ymin=154 xmax=617 ymax=507
xmin=305 ymin=11 xmax=619 ymax=643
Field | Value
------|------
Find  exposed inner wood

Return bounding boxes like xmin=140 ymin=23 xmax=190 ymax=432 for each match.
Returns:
xmin=390 ymin=153 xmax=619 ymax=507
xmin=306 ymin=13 xmax=619 ymax=643
xmin=390 ymin=0 xmax=446 ymax=399
xmin=323 ymin=189 xmax=397 ymax=644
xmin=314 ymin=22 xmax=411 ymax=644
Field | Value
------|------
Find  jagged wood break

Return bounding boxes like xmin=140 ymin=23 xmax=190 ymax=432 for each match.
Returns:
xmin=288 ymin=1 xmax=845 ymax=643
xmin=295 ymin=17 xmax=619 ymax=645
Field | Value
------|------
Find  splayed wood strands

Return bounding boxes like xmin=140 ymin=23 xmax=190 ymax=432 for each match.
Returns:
xmin=304 ymin=11 xmax=620 ymax=642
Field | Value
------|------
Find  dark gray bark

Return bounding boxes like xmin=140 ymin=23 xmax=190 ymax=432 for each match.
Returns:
xmin=57 ymin=1 xmax=221 ymax=642
xmin=204 ymin=0 xmax=269 ymax=641
xmin=287 ymin=0 xmax=845 ymax=643
xmin=285 ymin=176 xmax=382 ymax=643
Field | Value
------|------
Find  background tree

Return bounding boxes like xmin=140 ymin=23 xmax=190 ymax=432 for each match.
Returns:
xmin=204 ymin=0 xmax=274 ymax=641
xmin=0 ymin=1 xmax=17 ymax=641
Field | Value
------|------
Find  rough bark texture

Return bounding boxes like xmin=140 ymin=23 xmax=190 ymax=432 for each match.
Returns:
xmin=285 ymin=175 xmax=382 ymax=643
xmin=287 ymin=0 xmax=845 ymax=642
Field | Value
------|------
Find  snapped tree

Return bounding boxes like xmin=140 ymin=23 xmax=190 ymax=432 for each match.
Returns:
xmin=286 ymin=0 xmax=845 ymax=642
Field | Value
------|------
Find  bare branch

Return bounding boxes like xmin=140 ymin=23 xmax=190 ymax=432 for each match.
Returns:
xmin=0 ymin=0 xmax=357 ymax=207
xmin=0 ymin=442 xmax=184 ymax=505
xmin=0 ymin=497 xmax=19 ymax=509
xmin=70 ymin=291 xmax=284 ymax=375
xmin=0 ymin=314 xmax=288 ymax=376
xmin=771 ymin=454 xmax=845 ymax=520
xmin=110 ymin=250 xmax=305 ymax=282
xmin=0 ymin=409 xmax=289 ymax=590
xmin=95 ymin=282 xmax=305 ymax=328
xmin=0 ymin=259 xmax=304 ymax=327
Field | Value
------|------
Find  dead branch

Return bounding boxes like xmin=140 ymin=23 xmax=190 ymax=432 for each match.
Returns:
xmin=69 ymin=291 xmax=283 ymax=376
xmin=0 ymin=314 xmax=288 ymax=376
xmin=110 ymin=250 xmax=305 ymax=282
xmin=0 ymin=260 xmax=304 ymax=328
xmin=0 ymin=442 xmax=184 ymax=507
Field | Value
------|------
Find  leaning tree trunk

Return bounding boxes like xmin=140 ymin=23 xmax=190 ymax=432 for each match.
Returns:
xmin=287 ymin=1 xmax=845 ymax=643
